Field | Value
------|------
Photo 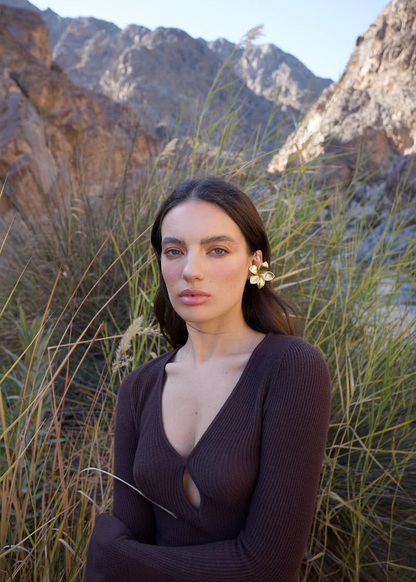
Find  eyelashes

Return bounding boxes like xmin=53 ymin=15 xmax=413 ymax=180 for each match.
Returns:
xmin=163 ymin=248 xmax=228 ymax=257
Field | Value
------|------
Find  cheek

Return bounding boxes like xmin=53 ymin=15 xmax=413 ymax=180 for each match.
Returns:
xmin=215 ymin=262 xmax=248 ymax=287
xmin=161 ymin=261 xmax=178 ymax=286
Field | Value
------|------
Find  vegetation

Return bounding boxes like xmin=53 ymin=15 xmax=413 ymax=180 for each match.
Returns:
xmin=1 ymin=35 xmax=416 ymax=581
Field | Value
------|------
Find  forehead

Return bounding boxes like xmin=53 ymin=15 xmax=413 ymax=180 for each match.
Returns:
xmin=161 ymin=200 xmax=244 ymax=241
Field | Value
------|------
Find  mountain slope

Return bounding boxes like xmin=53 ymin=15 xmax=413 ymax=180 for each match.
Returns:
xmin=3 ymin=0 xmax=331 ymax=147
xmin=208 ymin=38 xmax=332 ymax=112
xmin=268 ymin=0 xmax=416 ymax=197
xmin=40 ymin=11 xmax=292 ymax=145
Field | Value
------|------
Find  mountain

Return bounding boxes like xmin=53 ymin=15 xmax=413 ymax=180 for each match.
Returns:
xmin=1 ymin=0 xmax=332 ymax=147
xmin=0 ymin=0 xmax=39 ymax=11
xmin=0 ymin=5 xmax=158 ymax=218
xmin=0 ymin=0 xmax=335 ymax=221
xmin=39 ymin=11 xmax=290 ymax=144
xmin=208 ymin=38 xmax=332 ymax=112
xmin=268 ymin=0 xmax=416 ymax=202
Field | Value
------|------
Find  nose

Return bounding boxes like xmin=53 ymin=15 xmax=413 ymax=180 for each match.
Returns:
xmin=182 ymin=249 xmax=204 ymax=282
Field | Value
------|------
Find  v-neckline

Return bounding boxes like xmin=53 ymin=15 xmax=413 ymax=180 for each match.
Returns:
xmin=157 ymin=332 xmax=272 ymax=463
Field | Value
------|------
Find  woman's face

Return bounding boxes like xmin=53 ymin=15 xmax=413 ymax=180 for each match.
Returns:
xmin=160 ymin=200 xmax=260 ymax=327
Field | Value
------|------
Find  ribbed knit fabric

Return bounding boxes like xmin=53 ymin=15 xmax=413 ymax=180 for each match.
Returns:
xmin=83 ymin=332 xmax=332 ymax=582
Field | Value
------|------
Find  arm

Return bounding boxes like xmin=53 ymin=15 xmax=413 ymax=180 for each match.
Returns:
xmin=111 ymin=370 xmax=156 ymax=543
xmin=88 ymin=340 xmax=332 ymax=582
xmin=83 ymin=369 xmax=156 ymax=582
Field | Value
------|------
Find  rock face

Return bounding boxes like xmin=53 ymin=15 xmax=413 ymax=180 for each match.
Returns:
xmin=208 ymin=38 xmax=332 ymax=112
xmin=268 ymin=0 xmax=416 ymax=199
xmin=39 ymin=12 xmax=292 ymax=145
xmin=1 ymin=0 xmax=332 ymax=151
xmin=0 ymin=6 xmax=158 ymax=218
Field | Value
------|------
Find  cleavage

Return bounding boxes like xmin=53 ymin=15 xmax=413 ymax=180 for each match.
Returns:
xmin=161 ymin=364 xmax=246 ymax=509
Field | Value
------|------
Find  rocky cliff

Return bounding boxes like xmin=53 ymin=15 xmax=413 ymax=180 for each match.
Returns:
xmin=5 ymin=0 xmax=332 ymax=146
xmin=208 ymin=38 xmax=332 ymax=112
xmin=268 ymin=0 xmax=416 ymax=202
xmin=39 ymin=12 xmax=291 ymax=145
xmin=0 ymin=5 xmax=158 ymax=218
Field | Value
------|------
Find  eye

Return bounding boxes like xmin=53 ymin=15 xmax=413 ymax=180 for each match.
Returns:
xmin=163 ymin=249 xmax=182 ymax=256
xmin=211 ymin=248 xmax=227 ymax=255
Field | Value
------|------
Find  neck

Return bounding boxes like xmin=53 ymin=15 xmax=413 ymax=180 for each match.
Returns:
xmin=181 ymin=318 xmax=265 ymax=365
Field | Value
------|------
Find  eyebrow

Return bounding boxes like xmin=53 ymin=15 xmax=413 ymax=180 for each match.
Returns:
xmin=162 ymin=235 xmax=237 ymax=246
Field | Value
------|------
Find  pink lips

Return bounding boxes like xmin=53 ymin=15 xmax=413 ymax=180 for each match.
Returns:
xmin=179 ymin=288 xmax=210 ymax=297
xmin=179 ymin=288 xmax=210 ymax=305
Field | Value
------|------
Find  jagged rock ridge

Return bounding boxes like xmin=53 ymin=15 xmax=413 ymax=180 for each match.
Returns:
xmin=208 ymin=38 xmax=332 ymax=112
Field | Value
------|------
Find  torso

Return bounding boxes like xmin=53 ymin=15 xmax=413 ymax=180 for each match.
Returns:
xmin=160 ymin=333 xmax=267 ymax=509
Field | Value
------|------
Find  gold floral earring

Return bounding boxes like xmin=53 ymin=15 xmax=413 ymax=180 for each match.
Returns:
xmin=248 ymin=260 xmax=275 ymax=289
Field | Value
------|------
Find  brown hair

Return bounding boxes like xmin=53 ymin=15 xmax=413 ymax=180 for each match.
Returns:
xmin=150 ymin=176 xmax=300 ymax=348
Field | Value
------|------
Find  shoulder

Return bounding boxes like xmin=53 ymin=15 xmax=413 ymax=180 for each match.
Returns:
xmin=260 ymin=333 xmax=328 ymax=369
xmin=266 ymin=333 xmax=330 ymax=374
xmin=263 ymin=333 xmax=332 ymax=407
xmin=117 ymin=348 xmax=177 ymax=400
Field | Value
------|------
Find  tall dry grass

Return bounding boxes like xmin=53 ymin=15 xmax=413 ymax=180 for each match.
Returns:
xmin=1 ymin=48 xmax=416 ymax=581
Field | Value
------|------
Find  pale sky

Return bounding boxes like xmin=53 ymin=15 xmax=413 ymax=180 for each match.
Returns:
xmin=31 ymin=0 xmax=390 ymax=81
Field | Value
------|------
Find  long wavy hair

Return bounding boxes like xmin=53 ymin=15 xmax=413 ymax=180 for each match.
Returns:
xmin=150 ymin=176 xmax=300 ymax=348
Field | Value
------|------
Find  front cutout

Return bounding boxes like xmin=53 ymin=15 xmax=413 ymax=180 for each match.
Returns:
xmin=183 ymin=467 xmax=201 ymax=509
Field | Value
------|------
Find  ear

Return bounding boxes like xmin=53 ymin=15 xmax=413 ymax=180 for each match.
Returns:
xmin=247 ymin=250 xmax=264 ymax=280
xmin=251 ymin=250 xmax=263 ymax=267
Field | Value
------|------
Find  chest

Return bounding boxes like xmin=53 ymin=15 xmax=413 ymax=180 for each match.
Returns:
xmin=160 ymin=361 xmax=249 ymax=458
xmin=133 ymin=359 xmax=265 ymax=517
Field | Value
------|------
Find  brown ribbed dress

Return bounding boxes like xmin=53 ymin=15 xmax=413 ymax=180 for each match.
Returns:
xmin=83 ymin=332 xmax=332 ymax=582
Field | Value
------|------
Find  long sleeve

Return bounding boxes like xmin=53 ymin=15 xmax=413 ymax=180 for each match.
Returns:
xmin=83 ymin=369 xmax=156 ymax=581
xmin=111 ymin=370 xmax=157 ymax=542
xmin=86 ymin=340 xmax=332 ymax=582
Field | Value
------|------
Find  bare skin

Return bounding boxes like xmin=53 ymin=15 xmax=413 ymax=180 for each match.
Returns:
xmin=160 ymin=200 xmax=267 ymax=508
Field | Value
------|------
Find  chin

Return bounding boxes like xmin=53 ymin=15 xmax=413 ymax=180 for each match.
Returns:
xmin=176 ymin=308 xmax=210 ymax=320
xmin=173 ymin=304 xmax=213 ymax=321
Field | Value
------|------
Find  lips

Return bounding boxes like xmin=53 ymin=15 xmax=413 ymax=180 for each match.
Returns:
xmin=179 ymin=289 xmax=210 ymax=297
xmin=179 ymin=294 xmax=210 ymax=305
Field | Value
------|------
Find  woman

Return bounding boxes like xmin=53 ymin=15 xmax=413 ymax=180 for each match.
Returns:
xmin=83 ymin=176 xmax=332 ymax=582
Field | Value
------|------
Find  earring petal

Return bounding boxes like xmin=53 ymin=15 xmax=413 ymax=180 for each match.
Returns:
xmin=257 ymin=278 xmax=265 ymax=289
xmin=260 ymin=261 xmax=269 ymax=270
xmin=248 ymin=265 xmax=258 ymax=275
xmin=250 ymin=275 xmax=260 ymax=284
xmin=263 ymin=271 xmax=275 ymax=281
